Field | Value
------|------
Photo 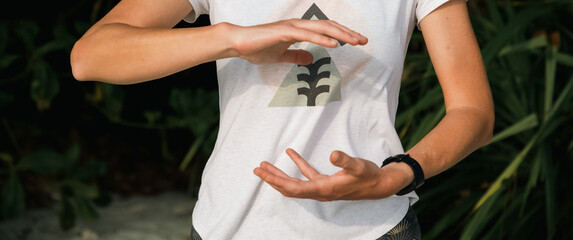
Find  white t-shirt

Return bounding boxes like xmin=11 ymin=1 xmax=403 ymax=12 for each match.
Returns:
xmin=184 ymin=0 xmax=450 ymax=239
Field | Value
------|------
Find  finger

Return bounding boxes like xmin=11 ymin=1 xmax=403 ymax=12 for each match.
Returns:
xmin=326 ymin=20 xmax=369 ymax=45
xmin=289 ymin=19 xmax=367 ymax=46
xmin=258 ymin=161 xmax=301 ymax=182
xmin=267 ymin=179 xmax=321 ymax=200
xmin=280 ymin=49 xmax=313 ymax=65
xmin=255 ymin=167 xmax=313 ymax=196
xmin=329 ymin=150 xmax=362 ymax=175
xmin=285 ymin=148 xmax=321 ymax=180
xmin=285 ymin=28 xmax=340 ymax=49
xmin=262 ymin=175 xmax=343 ymax=201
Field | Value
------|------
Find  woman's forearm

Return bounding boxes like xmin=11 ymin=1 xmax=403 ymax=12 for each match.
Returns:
xmin=70 ymin=22 xmax=234 ymax=84
xmin=406 ymin=106 xmax=494 ymax=179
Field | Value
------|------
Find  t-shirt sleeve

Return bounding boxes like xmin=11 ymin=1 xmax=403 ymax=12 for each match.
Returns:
xmin=415 ymin=0 xmax=451 ymax=28
xmin=183 ymin=0 xmax=210 ymax=23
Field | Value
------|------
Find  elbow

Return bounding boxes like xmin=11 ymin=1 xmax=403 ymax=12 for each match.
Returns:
xmin=70 ymin=40 xmax=93 ymax=82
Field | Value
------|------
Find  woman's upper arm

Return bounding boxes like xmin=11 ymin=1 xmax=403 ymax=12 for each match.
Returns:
xmin=419 ymin=0 xmax=494 ymax=117
xmin=90 ymin=0 xmax=194 ymax=30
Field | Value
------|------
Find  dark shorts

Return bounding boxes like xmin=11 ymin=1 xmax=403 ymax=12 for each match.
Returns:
xmin=190 ymin=206 xmax=421 ymax=240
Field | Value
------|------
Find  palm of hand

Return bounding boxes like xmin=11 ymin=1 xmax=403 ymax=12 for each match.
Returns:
xmin=253 ymin=148 xmax=404 ymax=201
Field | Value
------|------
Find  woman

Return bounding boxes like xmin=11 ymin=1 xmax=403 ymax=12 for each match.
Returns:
xmin=71 ymin=0 xmax=494 ymax=239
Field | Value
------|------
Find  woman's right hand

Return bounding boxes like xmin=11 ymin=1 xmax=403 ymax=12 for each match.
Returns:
xmin=223 ymin=19 xmax=368 ymax=65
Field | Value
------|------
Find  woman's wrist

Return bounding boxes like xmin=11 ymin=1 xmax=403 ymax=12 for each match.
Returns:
xmin=379 ymin=161 xmax=415 ymax=195
xmin=210 ymin=22 xmax=241 ymax=59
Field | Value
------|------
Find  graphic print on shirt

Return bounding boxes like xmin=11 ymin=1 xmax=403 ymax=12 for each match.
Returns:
xmin=268 ymin=3 xmax=343 ymax=107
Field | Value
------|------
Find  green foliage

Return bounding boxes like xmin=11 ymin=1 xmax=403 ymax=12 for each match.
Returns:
xmin=0 ymin=144 xmax=108 ymax=230
xmin=0 ymin=19 xmax=76 ymax=111
xmin=169 ymin=88 xmax=219 ymax=174
xmin=399 ymin=0 xmax=573 ymax=239
xmin=87 ymin=84 xmax=219 ymax=194
xmin=1 ymin=174 xmax=25 ymax=219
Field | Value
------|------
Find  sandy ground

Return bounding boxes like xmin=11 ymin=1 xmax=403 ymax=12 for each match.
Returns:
xmin=0 ymin=192 xmax=196 ymax=240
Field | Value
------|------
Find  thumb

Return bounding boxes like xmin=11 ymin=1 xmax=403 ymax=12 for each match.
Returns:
xmin=280 ymin=49 xmax=313 ymax=65
xmin=330 ymin=150 xmax=360 ymax=174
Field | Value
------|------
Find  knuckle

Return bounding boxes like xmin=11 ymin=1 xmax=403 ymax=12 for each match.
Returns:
xmin=354 ymin=162 xmax=366 ymax=173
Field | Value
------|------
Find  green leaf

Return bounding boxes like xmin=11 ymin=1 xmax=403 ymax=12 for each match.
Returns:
xmin=485 ymin=0 xmax=504 ymax=29
xmin=406 ymin=105 xmax=445 ymax=150
xmin=462 ymin=189 xmax=504 ymax=240
xmin=14 ymin=20 xmax=39 ymax=54
xmin=168 ymin=88 xmax=219 ymax=136
xmin=201 ymin=126 xmax=219 ymax=155
xmin=0 ymin=91 xmax=14 ymax=110
xmin=544 ymin=46 xmax=558 ymax=118
xmin=59 ymin=197 xmax=76 ymax=230
xmin=1 ymin=173 xmax=26 ymax=219
xmin=490 ymin=113 xmax=538 ymax=144
xmin=65 ymin=143 xmax=81 ymax=165
xmin=31 ymin=60 xmax=60 ymax=111
xmin=143 ymin=110 xmax=162 ymax=125
xmin=70 ymin=161 xmax=107 ymax=180
xmin=520 ymin=151 xmax=542 ymax=216
xmin=99 ymin=82 xmax=125 ymax=121
xmin=0 ymin=152 xmax=14 ymax=166
xmin=93 ymin=190 xmax=112 ymax=208
xmin=556 ymin=53 xmax=573 ymax=67
xmin=482 ymin=4 xmax=553 ymax=65
xmin=73 ymin=196 xmax=99 ymax=221
xmin=480 ymin=194 xmax=524 ymax=239
xmin=34 ymin=41 xmax=67 ymax=59
xmin=74 ymin=21 xmax=92 ymax=36
xmin=53 ymin=24 xmax=76 ymax=48
xmin=0 ymin=54 xmax=19 ymax=70
xmin=545 ymin=74 xmax=573 ymax=122
xmin=541 ymin=145 xmax=557 ymax=239
xmin=474 ymin=133 xmax=538 ymax=211
xmin=179 ymin=134 xmax=205 ymax=171
xmin=498 ymin=35 xmax=548 ymax=57
xmin=18 ymin=149 xmax=68 ymax=175
xmin=423 ymin=192 xmax=480 ymax=239
xmin=66 ymin=180 xmax=100 ymax=199
xmin=395 ymin=85 xmax=443 ymax=129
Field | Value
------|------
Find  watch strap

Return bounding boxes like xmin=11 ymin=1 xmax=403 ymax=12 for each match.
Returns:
xmin=382 ymin=154 xmax=425 ymax=195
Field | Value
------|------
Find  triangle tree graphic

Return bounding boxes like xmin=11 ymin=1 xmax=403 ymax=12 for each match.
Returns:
xmin=268 ymin=4 xmax=343 ymax=107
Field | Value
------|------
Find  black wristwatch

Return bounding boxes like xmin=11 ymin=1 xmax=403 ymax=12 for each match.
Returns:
xmin=382 ymin=154 xmax=425 ymax=195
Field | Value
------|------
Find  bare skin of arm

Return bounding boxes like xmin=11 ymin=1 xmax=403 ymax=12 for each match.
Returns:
xmin=70 ymin=0 xmax=367 ymax=84
xmin=253 ymin=0 xmax=495 ymax=201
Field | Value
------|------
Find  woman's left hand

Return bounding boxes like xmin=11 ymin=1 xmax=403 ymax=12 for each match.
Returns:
xmin=253 ymin=148 xmax=414 ymax=201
